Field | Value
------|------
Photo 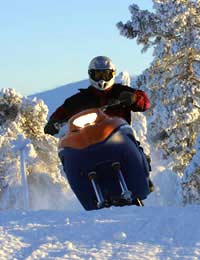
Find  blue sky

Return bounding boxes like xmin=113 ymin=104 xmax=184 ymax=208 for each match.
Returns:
xmin=0 ymin=0 xmax=153 ymax=96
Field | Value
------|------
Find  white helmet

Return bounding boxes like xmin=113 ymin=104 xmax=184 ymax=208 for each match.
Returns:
xmin=88 ymin=56 xmax=116 ymax=91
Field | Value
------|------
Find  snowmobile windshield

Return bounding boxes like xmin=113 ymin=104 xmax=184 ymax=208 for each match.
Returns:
xmin=89 ymin=69 xmax=115 ymax=82
xmin=72 ymin=112 xmax=98 ymax=128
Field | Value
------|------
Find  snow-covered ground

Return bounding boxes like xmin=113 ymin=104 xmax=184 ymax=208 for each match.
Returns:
xmin=1 ymin=204 xmax=200 ymax=260
xmin=0 ymin=141 xmax=199 ymax=260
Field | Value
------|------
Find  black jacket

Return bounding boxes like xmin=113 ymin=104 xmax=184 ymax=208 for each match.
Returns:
xmin=44 ymin=84 xmax=150 ymax=135
xmin=49 ymin=84 xmax=150 ymax=124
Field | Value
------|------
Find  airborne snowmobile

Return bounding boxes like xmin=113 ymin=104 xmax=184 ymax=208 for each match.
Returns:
xmin=58 ymin=98 xmax=151 ymax=211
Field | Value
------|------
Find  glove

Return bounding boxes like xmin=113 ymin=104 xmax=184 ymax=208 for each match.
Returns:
xmin=44 ymin=120 xmax=60 ymax=135
xmin=133 ymin=90 xmax=150 ymax=111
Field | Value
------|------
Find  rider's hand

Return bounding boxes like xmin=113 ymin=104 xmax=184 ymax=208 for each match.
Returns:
xmin=44 ymin=120 xmax=60 ymax=135
xmin=133 ymin=90 xmax=150 ymax=111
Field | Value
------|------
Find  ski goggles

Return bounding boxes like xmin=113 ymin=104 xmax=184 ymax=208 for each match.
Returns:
xmin=89 ymin=69 xmax=115 ymax=82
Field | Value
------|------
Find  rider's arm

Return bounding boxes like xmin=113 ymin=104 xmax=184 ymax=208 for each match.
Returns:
xmin=118 ymin=85 xmax=150 ymax=112
xmin=44 ymin=94 xmax=81 ymax=135
xmin=44 ymin=105 xmax=67 ymax=135
xmin=44 ymin=92 xmax=90 ymax=135
xmin=49 ymin=105 xmax=68 ymax=122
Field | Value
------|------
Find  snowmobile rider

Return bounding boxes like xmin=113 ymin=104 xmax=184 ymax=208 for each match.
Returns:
xmin=44 ymin=56 xmax=154 ymax=192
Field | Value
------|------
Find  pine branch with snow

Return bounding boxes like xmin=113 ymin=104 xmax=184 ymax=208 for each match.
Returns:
xmin=182 ymin=135 xmax=200 ymax=204
xmin=115 ymin=71 xmax=131 ymax=86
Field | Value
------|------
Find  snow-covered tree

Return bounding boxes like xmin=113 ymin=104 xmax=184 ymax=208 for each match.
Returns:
xmin=117 ymin=1 xmax=200 ymax=177
xmin=0 ymin=88 xmax=69 ymax=209
xmin=115 ymin=71 xmax=131 ymax=86
xmin=182 ymin=134 xmax=200 ymax=204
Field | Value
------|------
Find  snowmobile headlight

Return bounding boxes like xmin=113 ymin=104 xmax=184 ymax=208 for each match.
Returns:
xmin=72 ymin=112 xmax=98 ymax=128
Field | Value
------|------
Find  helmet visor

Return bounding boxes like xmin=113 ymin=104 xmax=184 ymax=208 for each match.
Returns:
xmin=89 ymin=69 xmax=115 ymax=82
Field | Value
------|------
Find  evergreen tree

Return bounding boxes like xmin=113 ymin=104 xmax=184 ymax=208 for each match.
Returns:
xmin=117 ymin=0 xmax=200 ymax=174
xmin=182 ymin=135 xmax=200 ymax=204
xmin=115 ymin=71 xmax=131 ymax=86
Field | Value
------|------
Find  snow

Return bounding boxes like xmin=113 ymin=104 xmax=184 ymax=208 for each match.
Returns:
xmin=1 ymin=206 xmax=200 ymax=260
xmin=0 ymin=73 xmax=199 ymax=259
xmin=0 ymin=83 xmax=199 ymax=260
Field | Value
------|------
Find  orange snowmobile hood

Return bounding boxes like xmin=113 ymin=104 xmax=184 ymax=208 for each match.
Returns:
xmin=59 ymin=108 xmax=126 ymax=149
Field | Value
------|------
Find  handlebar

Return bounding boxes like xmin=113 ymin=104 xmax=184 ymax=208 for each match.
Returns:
xmin=53 ymin=92 xmax=133 ymax=129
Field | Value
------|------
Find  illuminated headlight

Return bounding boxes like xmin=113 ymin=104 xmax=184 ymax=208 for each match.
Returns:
xmin=72 ymin=113 xmax=98 ymax=128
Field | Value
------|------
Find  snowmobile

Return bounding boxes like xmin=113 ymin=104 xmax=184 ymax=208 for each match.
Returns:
xmin=58 ymin=98 xmax=151 ymax=210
